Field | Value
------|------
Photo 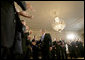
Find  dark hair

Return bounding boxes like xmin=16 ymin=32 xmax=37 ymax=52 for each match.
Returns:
xmin=43 ymin=33 xmax=52 ymax=43
xmin=32 ymin=39 xmax=35 ymax=42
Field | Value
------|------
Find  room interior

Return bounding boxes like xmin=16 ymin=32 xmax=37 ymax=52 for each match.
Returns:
xmin=15 ymin=1 xmax=84 ymax=44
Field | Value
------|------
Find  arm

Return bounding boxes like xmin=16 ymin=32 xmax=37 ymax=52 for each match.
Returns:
xmin=15 ymin=1 xmax=26 ymax=11
xmin=15 ymin=1 xmax=33 ymax=19
xmin=18 ymin=11 xmax=33 ymax=19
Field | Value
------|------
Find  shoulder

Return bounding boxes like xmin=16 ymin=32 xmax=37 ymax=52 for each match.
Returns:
xmin=45 ymin=33 xmax=50 ymax=36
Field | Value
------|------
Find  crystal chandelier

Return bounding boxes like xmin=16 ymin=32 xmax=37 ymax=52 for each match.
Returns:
xmin=52 ymin=17 xmax=66 ymax=32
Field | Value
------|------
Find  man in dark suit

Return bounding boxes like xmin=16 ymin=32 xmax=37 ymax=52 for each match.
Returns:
xmin=51 ymin=41 xmax=57 ymax=59
xmin=31 ymin=38 xmax=39 ymax=59
xmin=55 ymin=41 xmax=62 ymax=59
xmin=40 ymin=29 xmax=52 ymax=59
xmin=70 ymin=40 xmax=77 ymax=58
xmin=76 ymin=39 xmax=84 ymax=57
xmin=1 ymin=1 xmax=33 ymax=59
xmin=21 ymin=25 xmax=32 ymax=59
xmin=60 ymin=40 xmax=67 ymax=59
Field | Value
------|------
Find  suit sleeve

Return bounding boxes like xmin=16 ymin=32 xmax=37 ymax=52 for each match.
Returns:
xmin=48 ymin=33 xmax=52 ymax=47
xmin=15 ymin=1 xmax=26 ymax=11
xmin=49 ymin=38 xmax=52 ymax=47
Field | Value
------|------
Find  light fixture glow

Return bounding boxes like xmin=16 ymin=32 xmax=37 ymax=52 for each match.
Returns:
xmin=67 ymin=33 xmax=75 ymax=40
xmin=55 ymin=17 xmax=60 ymax=22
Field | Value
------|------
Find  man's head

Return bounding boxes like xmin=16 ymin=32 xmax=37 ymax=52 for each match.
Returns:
xmin=29 ymin=30 xmax=32 ymax=34
xmin=40 ymin=29 xmax=46 ymax=35
xmin=25 ymin=26 xmax=29 ymax=32
xmin=27 ymin=36 xmax=31 ymax=40
xmin=26 ymin=26 xmax=29 ymax=30
xmin=21 ymin=20 xmax=26 ymax=26
xmin=32 ymin=39 xmax=36 ymax=45
xmin=60 ymin=38 xmax=63 ymax=40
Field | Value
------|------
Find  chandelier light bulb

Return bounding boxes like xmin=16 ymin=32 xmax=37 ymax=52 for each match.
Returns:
xmin=52 ymin=16 xmax=66 ymax=32
xmin=55 ymin=17 xmax=60 ymax=22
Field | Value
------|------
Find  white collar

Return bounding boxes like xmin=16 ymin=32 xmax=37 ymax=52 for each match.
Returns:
xmin=42 ymin=33 xmax=45 ymax=36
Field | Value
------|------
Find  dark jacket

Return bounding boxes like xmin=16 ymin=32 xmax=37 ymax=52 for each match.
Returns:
xmin=42 ymin=33 xmax=52 ymax=49
xmin=41 ymin=33 xmax=52 ymax=59
xmin=1 ymin=0 xmax=26 ymax=48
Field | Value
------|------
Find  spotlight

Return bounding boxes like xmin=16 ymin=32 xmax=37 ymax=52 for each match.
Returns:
xmin=67 ymin=33 xmax=75 ymax=40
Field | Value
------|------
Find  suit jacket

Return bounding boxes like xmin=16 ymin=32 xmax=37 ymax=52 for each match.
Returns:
xmin=41 ymin=33 xmax=52 ymax=52
xmin=1 ymin=0 xmax=26 ymax=48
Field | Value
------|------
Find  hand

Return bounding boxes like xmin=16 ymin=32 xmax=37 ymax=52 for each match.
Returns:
xmin=76 ymin=46 xmax=78 ymax=48
xmin=49 ymin=47 xmax=52 ymax=51
xmin=26 ymin=3 xmax=33 ymax=11
xmin=29 ymin=30 xmax=32 ymax=34
xmin=18 ymin=11 xmax=33 ymax=19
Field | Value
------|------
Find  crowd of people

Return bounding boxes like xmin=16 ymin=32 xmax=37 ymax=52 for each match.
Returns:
xmin=68 ymin=39 xmax=84 ymax=59
xmin=52 ymin=39 xmax=84 ymax=59
xmin=1 ymin=1 xmax=84 ymax=59
xmin=10 ymin=24 xmax=84 ymax=59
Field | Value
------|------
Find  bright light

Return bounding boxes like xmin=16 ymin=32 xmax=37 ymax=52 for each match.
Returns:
xmin=55 ymin=17 xmax=60 ymax=22
xmin=53 ymin=16 xmax=66 ymax=32
xmin=67 ymin=33 xmax=75 ymax=40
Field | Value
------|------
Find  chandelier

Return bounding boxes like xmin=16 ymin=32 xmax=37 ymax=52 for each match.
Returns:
xmin=52 ymin=17 xmax=66 ymax=32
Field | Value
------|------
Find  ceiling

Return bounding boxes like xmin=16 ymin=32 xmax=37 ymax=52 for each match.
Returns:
xmin=16 ymin=1 xmax=84 ymax=32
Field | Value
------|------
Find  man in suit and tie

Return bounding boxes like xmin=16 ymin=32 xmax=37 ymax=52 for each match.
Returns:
xmin=40 ymin=29 xmax=52 ymax=59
